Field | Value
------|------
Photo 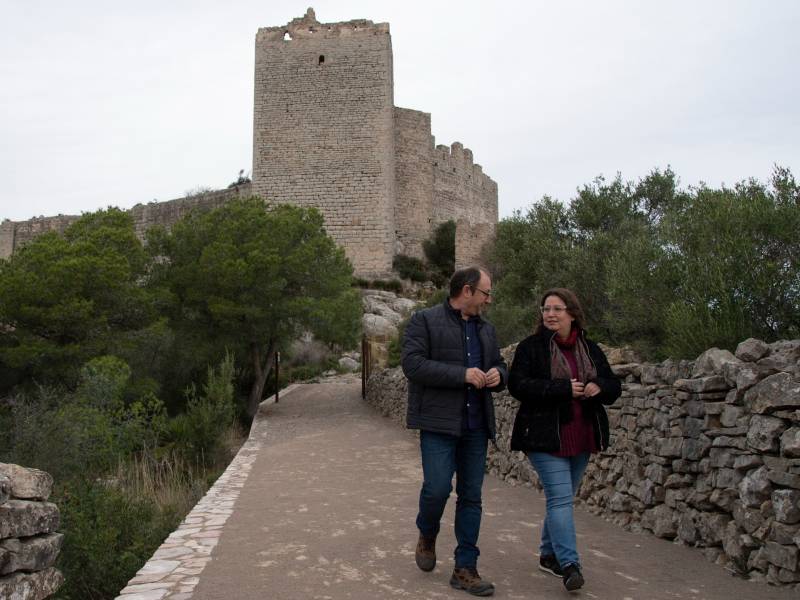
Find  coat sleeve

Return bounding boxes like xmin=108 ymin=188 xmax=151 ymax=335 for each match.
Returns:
xmin=508 ymin=338 xmax=571 ymax=408
xmin=587 ymin=341 xmax=622 ymax=406
xmin=485 ymin=325 xmax=508 ymax=393
xmin=401 ymin=311 xmax=466 ymax=388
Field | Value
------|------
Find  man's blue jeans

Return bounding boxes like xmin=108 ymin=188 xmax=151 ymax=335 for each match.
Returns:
xmin=417 ymin=429 xmax=488 ymax=568
xmin=528 ymin=452 xmax=590 ymax=569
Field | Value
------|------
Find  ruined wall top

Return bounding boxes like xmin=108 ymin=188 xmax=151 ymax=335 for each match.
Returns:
xmin=256 ymin=7 xmax=390 ymax=43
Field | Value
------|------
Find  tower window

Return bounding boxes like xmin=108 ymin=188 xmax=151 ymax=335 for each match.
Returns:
xmin=318 ymin=55 xmax=325 ymax=65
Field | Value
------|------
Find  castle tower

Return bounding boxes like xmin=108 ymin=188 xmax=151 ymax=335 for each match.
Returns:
xmin=252 ymin=9 xmax=397 ymax=278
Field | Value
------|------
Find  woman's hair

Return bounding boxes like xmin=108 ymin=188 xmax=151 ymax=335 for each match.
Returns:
xmin=534 ymin=287 xmax=587 ymax=335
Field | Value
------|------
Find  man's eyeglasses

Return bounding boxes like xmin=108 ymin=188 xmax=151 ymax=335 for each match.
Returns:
xmin=540 ymin=305 xmax=567 ymax=314
xmin=471 ymin=286 xmax=492 ymax=298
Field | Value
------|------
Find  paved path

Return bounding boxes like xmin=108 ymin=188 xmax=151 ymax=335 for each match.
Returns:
xmin=123 ymin=379 xmax=798 ymax=600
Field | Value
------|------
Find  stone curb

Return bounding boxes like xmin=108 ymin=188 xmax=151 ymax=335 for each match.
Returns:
xmin=114 ymin=384 xmax=302 ymax=600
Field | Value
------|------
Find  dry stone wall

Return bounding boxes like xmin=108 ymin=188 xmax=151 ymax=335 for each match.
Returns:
xmin=0 ymin=463 xmax=64 ymax=600
xmin=365 ymin=338 xmax=800 ymax=588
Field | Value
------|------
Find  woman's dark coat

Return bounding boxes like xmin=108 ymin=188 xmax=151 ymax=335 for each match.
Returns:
xmin=508 ymin=331 xmax=621 ymax=453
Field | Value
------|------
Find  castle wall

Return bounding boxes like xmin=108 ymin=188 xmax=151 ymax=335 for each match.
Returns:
xmin=0 ymin=185 xmax=252 ymax=259
xmin=393 ymin=107 xmax=434 ymax=260
xmin=129 ymin=184 xmax=252 ymax=240
xmin=0 ymin=215 xmax=80 ymax=260
xmin=433 ymin=142 xmax=498 ymax=226
xmin=252 ymin=9 xmax=397 ymax=278
xmin=455 ymin=219 xmax=495 ymax=270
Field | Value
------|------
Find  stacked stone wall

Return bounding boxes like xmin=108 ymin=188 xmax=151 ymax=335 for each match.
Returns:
xmin=253 ymin=9 xmax=397 ymax=278
xmin=0 ymin=463 xmax=63 ymax=599
xmin=393 ymin=107 xmax=434 ymax=259
xmin=365 ymin=337 xmax=800 ymax=588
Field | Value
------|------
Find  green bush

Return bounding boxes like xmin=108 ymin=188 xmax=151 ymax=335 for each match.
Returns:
xmin=55 ymin=479 xmax=178 ymax=600
xmin=423 ymin=220 xmax=455 ymax=283
xmin=167 ymin=353 xmax=236 ymax=461
xmin=392 ymin=254 xmax=427 ymax=282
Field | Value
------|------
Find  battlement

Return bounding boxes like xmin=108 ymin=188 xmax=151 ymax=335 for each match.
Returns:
xmin=256 ymin=8 xmax=389 ymax=43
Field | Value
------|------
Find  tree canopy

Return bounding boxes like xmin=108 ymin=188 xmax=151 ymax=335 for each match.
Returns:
xmin=147 ymin=197 xmax=361 ymax=415
xmin=488 ymin=167 xmax=800 ymax=358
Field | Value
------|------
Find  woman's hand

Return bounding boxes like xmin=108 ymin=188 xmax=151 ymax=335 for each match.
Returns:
xmin=570 ymin=379 xmax=585 ymax=398
xmin=584 ymin=382 xmax=601 ymax=398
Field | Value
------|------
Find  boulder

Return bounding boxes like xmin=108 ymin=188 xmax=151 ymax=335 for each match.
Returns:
xmin=764 ymin=541 xmax=798 ymax=571
xmin=362 ymin=314 xmax=398 ymax=341
xmin=692 ymin=348 xmax=739 ymax=378
xmin=0 ymin=500 xmax=60 ymax=539
xmin=744 ymin=373 xmax=800 ymax=415
xmin=0 ymin=464 xmax=53 ymax=500
xmin=0 ymin=475 xmax=10 ymax=505
xmin=0 ymin=567 xmax=64 ymax=600
xmin=781 ymin=427 xmax=800 ymax=458
xmin=739 ymin=466 xmax=772 ymax=508
xmin=598 ymin=344 xmax=641 ymax=366
xmin=389 ymin=297 xmax=418 ymax=317
xmin=735 ymin=338 xmax=771 ymax=362
xmin=758 ymin=340 xmax=800 ymax=371
xmin=674 ymin=376 xmax=729 ymax=394
xmin=746 ymin=415 xmax=787 ymax=453
xmin=0 ymin=533 xmax=64 ymax=575
xmin=772 ymin=490 xmax=800 ymax=524
xmin=337 ymin=356 xmax=359 ymax=372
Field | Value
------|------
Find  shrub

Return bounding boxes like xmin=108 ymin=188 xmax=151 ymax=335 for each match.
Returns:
xmin=392 ymin=254 xmax=427 ymax=282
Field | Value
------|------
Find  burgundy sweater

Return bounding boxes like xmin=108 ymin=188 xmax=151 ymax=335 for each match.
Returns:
xmin=553 ymin=341 xmax=598 ymax=457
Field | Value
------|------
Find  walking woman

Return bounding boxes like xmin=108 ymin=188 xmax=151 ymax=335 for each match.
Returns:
xmin=508 ymin=288 xmax=620 ymax=592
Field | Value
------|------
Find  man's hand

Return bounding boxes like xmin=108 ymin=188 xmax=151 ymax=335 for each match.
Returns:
xmin=571 ymin=379 xmax=585 ymax=398
xmin=465 ymin=367 xmax=488 ymax=388
xmin=485 ymin=367 xmax=501 ymax=388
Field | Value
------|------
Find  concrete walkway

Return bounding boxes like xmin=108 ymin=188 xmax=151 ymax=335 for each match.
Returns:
xmin=127 ymin=379 xmax=798 ymax=600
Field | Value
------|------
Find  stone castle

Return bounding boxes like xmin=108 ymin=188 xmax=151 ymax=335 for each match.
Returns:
xmin=0 ymin=8 xmax=498 ymax=278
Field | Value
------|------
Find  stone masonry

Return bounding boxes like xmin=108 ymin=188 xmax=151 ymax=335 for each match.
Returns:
xmin=365 ymin=338 xmax=800 ymax=589
xmin=1 ymin=8 xmax=498 ymax=279
xmin=0 ymin=463 xmax=64 ymax=600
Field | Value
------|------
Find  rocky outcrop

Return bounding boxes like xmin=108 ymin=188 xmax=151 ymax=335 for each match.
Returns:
xmin=365 ymin=338 xmax=800 ymax=588
xmin=361 ymin=290 xmax=421 ymax=369
xmin=0 ymin=463 xmax=63 ymax=599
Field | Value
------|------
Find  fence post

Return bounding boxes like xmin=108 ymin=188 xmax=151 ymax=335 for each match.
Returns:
xmin=275 ymin=351 xmax=280 ymax=403
xmin=361 ymin=335 xmax=369 ymax=399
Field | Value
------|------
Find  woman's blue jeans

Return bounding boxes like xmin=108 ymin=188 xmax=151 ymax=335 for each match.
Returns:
xmin=417 ymin=429 xmax=488 ymax=568
xmin=528 ymin=452 xmax=590 ymax=568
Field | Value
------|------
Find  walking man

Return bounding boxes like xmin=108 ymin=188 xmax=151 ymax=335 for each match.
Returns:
xmin=402 ymin=266 xmax=507 ymax=597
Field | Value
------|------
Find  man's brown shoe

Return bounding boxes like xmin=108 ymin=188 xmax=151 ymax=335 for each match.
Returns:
xmin=449 ymin=567 xmax=495 ymax=596
xmin=415 ymin=534 xmax=436 ymax=571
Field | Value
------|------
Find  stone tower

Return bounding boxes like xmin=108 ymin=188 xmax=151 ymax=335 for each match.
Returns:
xmin=252 ymin=8 xmax=397 ymax=278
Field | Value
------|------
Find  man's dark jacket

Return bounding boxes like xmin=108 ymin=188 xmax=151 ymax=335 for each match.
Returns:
xmin=508 ymin=331 xmax=621 ymax=453
xmin=402 ymin=299 xmax=508 ymax=439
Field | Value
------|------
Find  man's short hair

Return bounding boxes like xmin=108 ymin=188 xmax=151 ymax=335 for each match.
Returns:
xmin=449 ymin=266 xmax=487 ymax=298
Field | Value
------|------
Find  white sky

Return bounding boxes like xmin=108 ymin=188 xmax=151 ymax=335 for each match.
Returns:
xmin=1 ymin=0 xmax=798 ymax=223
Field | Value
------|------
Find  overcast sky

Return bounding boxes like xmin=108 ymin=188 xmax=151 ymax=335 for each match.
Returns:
xmin=2 ymin=0 xmax=798 ymax=223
